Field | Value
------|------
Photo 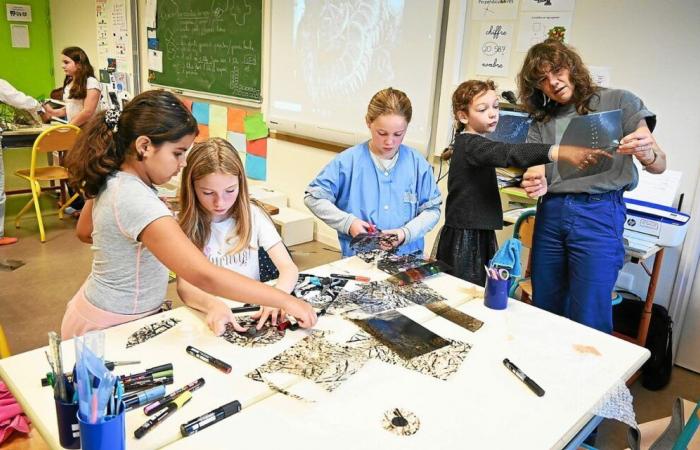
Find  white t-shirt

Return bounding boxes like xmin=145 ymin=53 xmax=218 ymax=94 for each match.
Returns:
xmin=203 ymin=204 xmax=282 ymax=280
xmin=63 ymin=76 xmax=101 ymax=122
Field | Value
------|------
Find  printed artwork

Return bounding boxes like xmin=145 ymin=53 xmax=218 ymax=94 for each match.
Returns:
xmin=126 ymin=318 xmax=180 ymax=348
xmin=376 ymin=252 xmax=428 ymax=275
xmin=335 ymin=280 xmax=447 ymax=316
xmin=247 ymin=331 xmax=368 ymax=392
xmin=350 ymin=311 xmax=451 ymax=360
xmin=221 ymin=316 xmax=286 ymax=347
xmin=426 ymin=301 xmax=484 ymax=333
xmin=346 ymin=332 xmax=472 ymax=381
xmin=382 ymin=408 xmax=420 ymax=436
xmin=293 ymin=275 xmax=349 ymax=309
xmin=350 ymin=233 xmax=399 ymax=263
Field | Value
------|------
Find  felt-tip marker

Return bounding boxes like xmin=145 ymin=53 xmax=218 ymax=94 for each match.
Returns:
xmin=144 ymin=377 xmax=205 ymax=416
xmin=330 ymin=273 xmax=370 ymax=282
xmin=503 ymin=358 xmax=545 ymax=397
xmin=185 ymin=346 xmax=232 ymax=374
xmin=180 ymin=400 xmax=241 ymax=436
xmin=135 ymin=391 xmax=192 ymax=439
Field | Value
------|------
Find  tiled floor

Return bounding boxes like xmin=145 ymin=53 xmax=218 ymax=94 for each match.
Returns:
xmin=0 ymin=205 xmax=697 ymax=449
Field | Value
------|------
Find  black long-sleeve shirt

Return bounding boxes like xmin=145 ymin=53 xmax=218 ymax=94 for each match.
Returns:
xmin=444 ymin=133 xmax=552 ymax=230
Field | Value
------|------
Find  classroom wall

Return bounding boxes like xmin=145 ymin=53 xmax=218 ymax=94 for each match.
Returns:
xmin=48 ymin=0 xmax=97 ymax=88
xmin=0 ymin=0 xmax=54 ymax=97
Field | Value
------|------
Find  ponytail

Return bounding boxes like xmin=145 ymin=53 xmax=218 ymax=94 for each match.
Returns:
xmin=66 ymin=90 xmax=198 ymax=198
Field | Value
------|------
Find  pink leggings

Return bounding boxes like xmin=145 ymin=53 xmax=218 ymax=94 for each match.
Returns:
xmin=61 ymin=283 xmax=159 ymax=340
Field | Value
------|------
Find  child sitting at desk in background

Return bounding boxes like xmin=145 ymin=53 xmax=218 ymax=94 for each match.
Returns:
xmin=60 ymin=90 xmax=316 ymax=339
xmin=435 ymin=79 xmax=610 ymax=286
xmin=44 ymin=47 xmax=102 ymax=127
xmin=44 ymin=47 xmax=104 ymax=216
xmin=305 ymin=87 xmax=442 ymax=257
xmin=177 ymin=138 xmax=298 ymax=335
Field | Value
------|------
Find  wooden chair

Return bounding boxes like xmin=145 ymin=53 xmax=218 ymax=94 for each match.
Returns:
xmin=14 ymin=124 xmax=80 ymax=242
xmin=508 ymin=210 xmax=536 ymax=303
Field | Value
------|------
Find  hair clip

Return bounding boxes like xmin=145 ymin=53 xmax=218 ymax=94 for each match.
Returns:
xmin=104 ymin=107 xmax=121 ymax=132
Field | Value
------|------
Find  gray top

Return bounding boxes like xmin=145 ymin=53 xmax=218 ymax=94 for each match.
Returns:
xmin=527 ymin=88 xmax=656 ymax=194
xmin=84 ymin=171 xmax=172 ymax=315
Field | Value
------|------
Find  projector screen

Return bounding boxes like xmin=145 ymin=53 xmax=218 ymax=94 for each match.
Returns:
xmin=267 ymin=0 xmax=443 ymax=154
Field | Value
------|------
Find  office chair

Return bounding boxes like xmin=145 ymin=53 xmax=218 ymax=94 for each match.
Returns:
xmin=14 ymin=124 xmax=80 ymax=242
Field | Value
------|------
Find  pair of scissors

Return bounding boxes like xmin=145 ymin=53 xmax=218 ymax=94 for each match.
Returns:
xmin=497 ymin=268 xmax=510 ymax=280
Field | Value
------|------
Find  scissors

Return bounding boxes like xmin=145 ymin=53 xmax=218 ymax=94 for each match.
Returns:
xmin=497 ymin=268 xmax=510 ymax=280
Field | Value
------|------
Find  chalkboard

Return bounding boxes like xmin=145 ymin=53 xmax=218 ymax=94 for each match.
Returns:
xmin=151 ymin=0 xmax=262 ymax=102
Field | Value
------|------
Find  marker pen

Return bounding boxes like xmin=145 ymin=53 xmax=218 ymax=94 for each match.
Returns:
xmin=121 ymin=363 xmax=173 ymax=381
xmin=180 ymin=400 xmax=241 ymax=437
xmin=124 ymin=377 xmax=173 ymax=392
xmin=330 ymin=273 xmax=370 ymax=282
xmin=144 ymin=378 xmax=205 ymax=416
xmin=134 ymin=391 xmax=192 ymax=439
xmin=503 ymin=358 xmax=545 ymax=397
xmin=185 ymin=346 xmax=232 ymax=374
xmin=123 ymin=385 xmax=166 ymax=411
xmin=122 ymin=369 xmax=173 ymax=383
xmin=230 ymin=305 xmax=261 ymax=314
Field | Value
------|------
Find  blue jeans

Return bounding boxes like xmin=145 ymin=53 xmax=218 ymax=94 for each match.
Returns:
xmin=531 ymin=190 xmax=626 ymax=333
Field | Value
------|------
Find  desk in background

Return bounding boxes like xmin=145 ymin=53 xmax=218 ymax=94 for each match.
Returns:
xmin=0 ymin=258 xmax=649 ymax=449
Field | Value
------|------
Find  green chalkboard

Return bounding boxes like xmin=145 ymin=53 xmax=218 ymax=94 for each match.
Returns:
xmin=151 ymin=0 xmax=262 ymax=101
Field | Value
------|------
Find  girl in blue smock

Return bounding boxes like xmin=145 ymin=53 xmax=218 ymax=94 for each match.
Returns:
xmin=304 ymin=87 xmax=441 ymax=257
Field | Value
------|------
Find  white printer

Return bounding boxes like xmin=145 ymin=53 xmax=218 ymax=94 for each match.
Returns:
xmin=623 ymin=198 xmax=690 ymax=258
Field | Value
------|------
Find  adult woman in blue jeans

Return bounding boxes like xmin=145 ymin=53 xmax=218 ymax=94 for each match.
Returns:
xmin=517 ymin=39 xmax=667 ymax=333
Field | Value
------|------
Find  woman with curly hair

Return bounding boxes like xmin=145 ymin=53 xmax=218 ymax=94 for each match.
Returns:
xmin=517 ymin=39 xmax=666 ymax=333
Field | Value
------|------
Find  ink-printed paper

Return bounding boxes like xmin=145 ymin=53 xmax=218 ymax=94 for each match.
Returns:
xmin=221 ymin=316 xmax=286 ymax=347
xmin=126 ymin=318 xmax=180 ymax=348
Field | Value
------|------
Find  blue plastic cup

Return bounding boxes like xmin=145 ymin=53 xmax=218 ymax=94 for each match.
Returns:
xmin=54 ymin=397 xmax=80 ymax=449
xmin=77 ymin=405 xmax=125 ymax=450
xmin=484 ymin=277 xmax=509 ymax=310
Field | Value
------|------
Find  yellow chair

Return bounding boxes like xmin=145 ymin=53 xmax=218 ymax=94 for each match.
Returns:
xmin=0 ymin=324 xmax=10 ymax=358
xmin=14 ymin=124 xmax=81 ymax=242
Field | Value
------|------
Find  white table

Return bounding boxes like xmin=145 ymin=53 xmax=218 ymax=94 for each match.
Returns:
xmin=0 ymin=257 xmax=649 ymax=449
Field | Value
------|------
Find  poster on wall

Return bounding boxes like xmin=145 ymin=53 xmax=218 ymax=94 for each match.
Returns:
xmin=520 ymin=0 xmax=575 ymax=12
xmin=471 ymin=0 xmax=519 ymax=20
xmin=476 ymin=23 xmax=513 ymax=76
xmin=6 ymin=4 xmax=31 ymax=22
xmin=516 ymin=12 xmax=572 ymax=52
xmin=10 ymin=24 xmax=29 ymax=48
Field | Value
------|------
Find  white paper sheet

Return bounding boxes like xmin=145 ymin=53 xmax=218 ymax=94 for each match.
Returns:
xmin=476 ymin=22 xmax=514 ymax=76
xmin=471 ymin=0 xmax=519 ymax=20
xmin=624 ymin=166 xmax=682 ymax=208
xmin=145 ymin=0 xmax=157 ymax=28
xmin=148 ymin=49 xmax=163 ymax=72
xmin=516 ymin=12 xmax=573 ymax=52
xmin=10 ymin=24 xmax=29 ymax=48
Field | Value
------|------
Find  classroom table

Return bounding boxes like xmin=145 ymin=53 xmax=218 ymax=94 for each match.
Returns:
xmin=0 ymin=257 xmax=650 ymax=450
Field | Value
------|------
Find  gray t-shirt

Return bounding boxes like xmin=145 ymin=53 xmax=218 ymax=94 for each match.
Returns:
xmin=84 ymin=171 xmax=172 ymax=314
xmin=527 ymin=88 xmax=656 ymax=194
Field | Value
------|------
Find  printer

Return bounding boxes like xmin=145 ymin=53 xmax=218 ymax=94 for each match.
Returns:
xmin=622 ymin=198 xmax=690 ymax=258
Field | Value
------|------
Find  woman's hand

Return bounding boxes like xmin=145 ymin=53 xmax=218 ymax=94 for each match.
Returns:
xmin=618 ymin=127 xmax=656 ymax=163
xmin=283 ymin=297 xmax=317 ymax=329
xmin=205 ymin=301 xmax=245 ymax=336
xmin=349 ymin=219 xmax=373 ymax=237
xmin=252 ymin=307 xmax=286 ymax=329
xmin=521 ymin=167 xmax=548 ymax=198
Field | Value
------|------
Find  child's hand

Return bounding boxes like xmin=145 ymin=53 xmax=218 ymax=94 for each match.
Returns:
xmin=349 ymin=219 xmax=373 ymax=237
xmin=381 ymin=229 xmax=405 ymax=249
xmin=283 ymin=297 xmax=318 ymax=329
xmin=251 ymin=307 xmax=286 ymax=329
xmin=558 ymin=145 xmax=613 ymax=170
xmin=205 ymin=302 xmax=245 ymax=336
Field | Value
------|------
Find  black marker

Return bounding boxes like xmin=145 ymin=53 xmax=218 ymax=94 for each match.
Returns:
xmin=180 ymin=400 xmax=241 ymax=436
xmin=503 ymin=358 xmax=545 ymax=397
xmin=230 ymin=305 xmax=261 ymax=314
xmin=186 ymin=346 xmax=232 ymax=374
xmin=135 ymin=391 xmax=192 ymax=439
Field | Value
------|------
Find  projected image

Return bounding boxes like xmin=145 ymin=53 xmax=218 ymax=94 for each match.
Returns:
xmin=293 ymin=0 xmax=405 ymax=103
xmin=486 ymin=111 xmax=531 ymax=144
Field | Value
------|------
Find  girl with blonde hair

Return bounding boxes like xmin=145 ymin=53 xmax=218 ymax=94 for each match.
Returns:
xmin=179 ymin=137 xmax=299 ymax=334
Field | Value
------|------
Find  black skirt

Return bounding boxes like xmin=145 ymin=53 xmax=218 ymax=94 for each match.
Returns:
xmin=436 ymin=226 xmax=497 ymax=287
